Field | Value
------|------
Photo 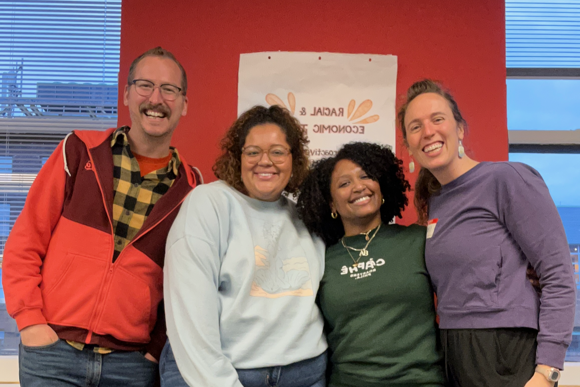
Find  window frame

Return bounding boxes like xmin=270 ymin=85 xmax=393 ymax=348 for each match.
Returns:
xmin=507 ymin=68 xmax=580 ymax=384
xmin=0 ymin=0 xmax=121 ymax=380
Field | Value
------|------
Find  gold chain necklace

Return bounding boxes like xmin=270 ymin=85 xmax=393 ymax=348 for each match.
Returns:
xmin=341 ymin=223 xmax=381 ymax=267
xmin=360 ymin=228 xmax=373 ymax=241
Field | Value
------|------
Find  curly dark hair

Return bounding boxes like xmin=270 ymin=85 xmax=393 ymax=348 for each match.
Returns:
xmin=213 ymin=105 xmax=309 ymax=197
xmin=297 ymin=142 xmax=410 ymax=246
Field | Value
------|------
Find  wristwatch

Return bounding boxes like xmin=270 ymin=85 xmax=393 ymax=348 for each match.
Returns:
xmin=535 ymin=365 xmax=561 ymax=382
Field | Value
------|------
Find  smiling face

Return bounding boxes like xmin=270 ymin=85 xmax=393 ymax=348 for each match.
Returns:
xmin=404 ymin=92 xmax=464 ymax=177
xmin=240 ymin=123 xmax=293 ymax=202
xmin=330 ymin=159 xmax=383 ymax=234
xmin=123 ymin=56 xmax=188 ymax=145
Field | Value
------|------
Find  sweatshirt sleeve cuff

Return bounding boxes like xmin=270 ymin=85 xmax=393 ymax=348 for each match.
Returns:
xmin=15 ymin=309 xmax=47 ymax=331
xmin=536 ymin=340 xmax=569 ymax=369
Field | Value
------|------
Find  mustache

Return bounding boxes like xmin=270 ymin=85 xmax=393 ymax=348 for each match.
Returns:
xmin=140 ymin=103 xmax=170 ymax=117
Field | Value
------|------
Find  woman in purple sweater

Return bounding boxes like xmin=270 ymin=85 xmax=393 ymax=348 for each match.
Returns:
xmin=398 ymin=79 xmax=576 ymax=387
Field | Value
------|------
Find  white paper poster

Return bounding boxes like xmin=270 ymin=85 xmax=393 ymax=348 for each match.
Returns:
xmin=238 ymin=52 xmax=398 ymax=161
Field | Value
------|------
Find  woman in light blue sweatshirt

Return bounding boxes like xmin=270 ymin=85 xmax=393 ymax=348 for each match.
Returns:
xmin=398 ymin=79 xmax=576 ymax=387
xmin=160 ymin=105 xmax=327 ymax=387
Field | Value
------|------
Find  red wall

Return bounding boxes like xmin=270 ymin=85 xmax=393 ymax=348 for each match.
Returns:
xmin=118 ymin=0 xmax=507 ymax=223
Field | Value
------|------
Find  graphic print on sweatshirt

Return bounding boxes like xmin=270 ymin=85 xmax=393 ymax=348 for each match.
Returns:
xmin=250 ymin=221 xmax=314 ymax=298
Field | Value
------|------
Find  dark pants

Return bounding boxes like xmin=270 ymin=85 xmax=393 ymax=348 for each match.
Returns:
xmin=440 ymin=328 xmax=538 ymax=387
xmin=19 ymin=339 xmax=158 ymax=387
xmin=160 ymin=340 xmax=326 ymax=387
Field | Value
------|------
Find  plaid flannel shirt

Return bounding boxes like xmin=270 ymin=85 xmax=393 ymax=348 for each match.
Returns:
xmin=111 ymin=126 xmax=180 ymax=261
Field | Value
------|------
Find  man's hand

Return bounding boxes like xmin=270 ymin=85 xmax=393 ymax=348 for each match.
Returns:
xmin=524 ymin=366 xmax=556 ymax=387
xmin=144 ymin=352 xmax=159 ymax=363
xmin=20 ymin=324 xmax=59 ymax=347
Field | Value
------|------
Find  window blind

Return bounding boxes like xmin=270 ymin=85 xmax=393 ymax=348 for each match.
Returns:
xmin=506 ymin=0 xmax=580 ymax=68
xmin=0 ymin=133 xmax=67 ymax=261
xmin=0 ymin=0 xmax=121 ymax=260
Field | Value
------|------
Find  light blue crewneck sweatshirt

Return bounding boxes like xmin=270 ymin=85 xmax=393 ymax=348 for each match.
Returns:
xmin=165 ymin=180 xmax=327 ymax=387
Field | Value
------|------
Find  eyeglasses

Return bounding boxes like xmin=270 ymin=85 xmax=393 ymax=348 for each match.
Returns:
xmin=241 ymin=145 xmax=291 ymax=164
xmin=131 ymin=79 xmax=183 ymax=101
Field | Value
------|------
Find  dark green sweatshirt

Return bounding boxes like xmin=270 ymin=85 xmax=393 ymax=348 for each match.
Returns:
xmin=319 ymin=224 xmax=445 ymax=387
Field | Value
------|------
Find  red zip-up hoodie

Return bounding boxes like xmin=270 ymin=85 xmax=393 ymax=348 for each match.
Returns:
xmin=2 ymin=128 xmax=200 ymax=359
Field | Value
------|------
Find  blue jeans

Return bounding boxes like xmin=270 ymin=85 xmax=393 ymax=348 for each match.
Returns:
xmin=19 ymin=339 xmax=158 ymax=387
xmin=160 ymin=340 xmax=326 ymax=387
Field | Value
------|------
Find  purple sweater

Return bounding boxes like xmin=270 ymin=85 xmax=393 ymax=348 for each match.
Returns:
xmin=426 ymin=162 xmax=576 ymax=369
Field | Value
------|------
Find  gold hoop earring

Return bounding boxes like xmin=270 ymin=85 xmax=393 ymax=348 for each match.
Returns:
xmin=382 ymin=198 xmax=385 ymax=205
xmin=331 ymin=212 xmax=338 ymax=219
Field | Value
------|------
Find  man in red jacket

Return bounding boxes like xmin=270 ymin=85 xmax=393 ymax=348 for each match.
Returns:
xmin=2 ymin=47 xmax=200 ymax=386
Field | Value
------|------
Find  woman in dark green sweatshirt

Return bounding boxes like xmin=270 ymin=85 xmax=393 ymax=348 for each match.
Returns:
xmin=297 ymin=142 xmax=445 ymax=387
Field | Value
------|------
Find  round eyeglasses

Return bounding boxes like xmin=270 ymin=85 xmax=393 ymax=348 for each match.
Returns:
xmin=131 ymin=79 xmax=183 ymax=101
xmin=241 ymin=146 xmax=291 ymax=164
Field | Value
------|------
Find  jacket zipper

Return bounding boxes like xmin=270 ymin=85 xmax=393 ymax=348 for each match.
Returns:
xmin=88 ymin=192 xmax=191 ymax=342
xmin=84 ymin=148 xmax=115 ymax=344
xmin=84 ymin=149 xmax=196 ymax=343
